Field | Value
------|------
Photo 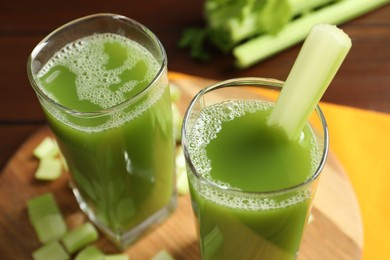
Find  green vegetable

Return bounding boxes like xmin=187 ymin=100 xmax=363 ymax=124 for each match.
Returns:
xmin=179 ymin=0 xmax=336 ymax=57
xmin=61 ymin=222 xmax=99 ymax=254
xmin=104 ymin=254 xmax=130 ymax=260
xmin=172 ymin=103 xmax=183 ymax=143
xmin=33 ymin=137 xmax=59 ymax=159
xmin=27 ymin=193 xmax=67 ymax=243
xmin=169 ymin=83 xmax=181 ymax=103
xmin=204 ymin=0 xmax=318 ymax=51
xmin=35 ymin=158 xmax=63 ymax=180
xmin=179 ymin=0 xmax=388 ymax=67
xmin=32 ymin=241 xmax=69 ymax=260
xmin=267 ymin=23 xmax=351 ymax=140
xmin=178 ymin=27 xmax=211 ymax=61
xmin=234 ymin=0 xmax=388 ymax=68
xmin=151 ymin=250 xmax=174 ymax=260
xmin=75 ymin=246 xmax=130 ymax=260
xmin=175 ymin=146 xmax=189 ymax=195
xmin=75 ymin=246 xmax=104 ymax=260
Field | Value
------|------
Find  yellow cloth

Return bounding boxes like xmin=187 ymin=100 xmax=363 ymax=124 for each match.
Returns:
xmin=319 ymin=103 xmax=390 ymax=260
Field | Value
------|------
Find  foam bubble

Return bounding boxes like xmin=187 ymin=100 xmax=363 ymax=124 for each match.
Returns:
xmin=188 ymin=100 xmax=273 ymax=179
xmin=188 ymin=100 xmax=318 ymax=211
xmin=197 ymin=184 xmax=311 ymax=211
xmin=38 ymin=33 xmax=166 ymax=133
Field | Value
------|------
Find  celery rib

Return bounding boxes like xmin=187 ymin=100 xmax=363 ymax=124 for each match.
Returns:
xmin=267 ymin=24 xmax=351 ymax=140
xmin=233 ymin=0 xmax=389 ymax=68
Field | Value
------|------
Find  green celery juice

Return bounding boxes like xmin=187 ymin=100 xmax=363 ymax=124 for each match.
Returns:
xmin=187 ymin=100 xmax=321 ymax=259
xmin=36 ymin=33 xmax=175 ymax=233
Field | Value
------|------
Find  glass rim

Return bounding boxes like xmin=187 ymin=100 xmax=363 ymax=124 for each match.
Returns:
xmin=181 ymin=77 xmax=329 ymax=196
xmin=26 ymin=13 xmax=167 ymax=118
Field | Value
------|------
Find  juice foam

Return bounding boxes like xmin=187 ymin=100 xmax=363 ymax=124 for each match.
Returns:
xmin=187 ymin=100 xmax=321 ymax=211
xmin=37 ymin=33 xmax=166 ymax=133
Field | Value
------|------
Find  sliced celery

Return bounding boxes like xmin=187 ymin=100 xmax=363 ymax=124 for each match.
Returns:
xmin=175 ymin=146 xmax=189 ymax=195
xmin=170 ymin=83 xmax=181 ymax=102
xmin=75 ymin=246 xmax=104 ymax=260
xmin=61 ymin=222 xmax=99 ymax=254
xmin=33 ymin=215 xmax=68 ymax=243
xmin=35 ymin=158 xmax=63 ymax=180
xmin=267 ymin=24 xmax=351 ymax=140
xmin=151 ymin=250 xmax=174 ymax=260
xmin=75 ymin=246 xmax=129 ymax=260
xmin=27 ymin=193 xmax=67 ymax=243
xmin=32 ymin=241 xmax=69 ymax=260
xmin=33 ymin=137 xmax=59 ymax=159
xmin=172 ymin=103 xmax=183 ymax=143
xmin=177 ymin=171 xmax=189 ymax=196
xmin=104 ymin=254 xmax=130 ymax=260
xmin=308 ymin=213 xmax=315 ymax=224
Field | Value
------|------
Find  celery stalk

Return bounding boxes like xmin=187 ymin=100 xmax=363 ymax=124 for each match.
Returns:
xmin=267 ymin=24 xmax=351 ymax=140
xmin=233 ymin=0 xmax=388 ymax=68
xmin=289 ymin=0 xmax=337 ymax=15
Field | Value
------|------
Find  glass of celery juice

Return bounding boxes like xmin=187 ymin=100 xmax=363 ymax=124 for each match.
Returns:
xmin=27 ymin=14 xmax=177 ymax=248
xmin=182 ymin=78 xmax=328 ymax=259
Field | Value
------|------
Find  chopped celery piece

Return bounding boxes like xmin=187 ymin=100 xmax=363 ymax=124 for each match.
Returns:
xmin=61 ymin=222 xmax=99 ymax=254
xmin=170 ymin=83 xmax=181 ymax=102
xmin=75 ymin=245 xmax=129 ymax=260
xmin=172 ymin=103 xmax=183 ymax=143
xmin=75 ymin=246 xmax=104 ymax=260
xmin=267 ymin=23 xmax=351 ymax=140
xmin=177 ymin=171 xmax=189 ymax=196
xmin=33 ymin=137 xmax=59 ymax=159
xmin=175 ymin=146 xmax=189 ymax=195
xmin=104 ymin=254 xmax=130 ymax=260
xmin=35 ymin=158 xmax=62 ymax=180
xmin=32 ymin=241 xmax=69 ymax=260
xmin=308 ymin=213 xmax=315 ymax=224
xmin=151 ymin=250 xmax=174 ymax=260
xmin=27 ymin=193 xmax=67 ymax=243
xmin=32 ymin=215 xmax=68 ymax=244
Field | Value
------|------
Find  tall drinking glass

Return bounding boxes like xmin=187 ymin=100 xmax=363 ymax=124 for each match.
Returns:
xmin=27 ymin=13 xmax=177 ymax=249
xmin=182 ymin=78 xmax=328 ymax=259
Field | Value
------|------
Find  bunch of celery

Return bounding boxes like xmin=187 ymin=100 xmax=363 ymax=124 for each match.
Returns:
xmin=178 ymin=0 xmax=389 ymax=68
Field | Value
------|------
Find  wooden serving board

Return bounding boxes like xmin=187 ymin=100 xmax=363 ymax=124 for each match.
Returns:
xmin=0 ymin=72 xmax=363 ymax=259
